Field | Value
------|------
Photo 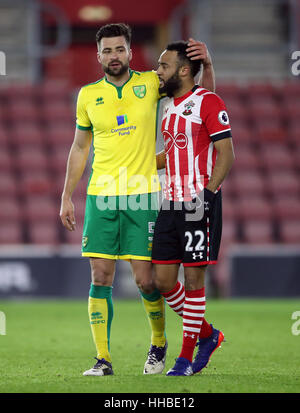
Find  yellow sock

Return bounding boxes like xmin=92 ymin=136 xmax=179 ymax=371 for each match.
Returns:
xmin=88 ymin=284 xmax=113 ymax=363
xmin=141 ymin=289 xmax=166 ymax=347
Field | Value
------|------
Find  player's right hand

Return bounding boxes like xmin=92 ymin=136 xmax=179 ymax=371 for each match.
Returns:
xmin=186 ymin=39 xmax=211 ymax=66
xmin=60 ymin=198 xmax=76 ymax=231
xmin=203 ymin=188 xmax=216 ymax=217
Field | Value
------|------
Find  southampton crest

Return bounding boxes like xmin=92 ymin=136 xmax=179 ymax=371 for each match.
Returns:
xmin=182 ymin=100 xmax=195 ymax=116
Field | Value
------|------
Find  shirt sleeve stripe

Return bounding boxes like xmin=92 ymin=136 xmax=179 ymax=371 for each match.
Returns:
xmin=210 ymin=129 xmax=232 ymax=142
xmin=76 ymin=123 xmax=92 ymax=130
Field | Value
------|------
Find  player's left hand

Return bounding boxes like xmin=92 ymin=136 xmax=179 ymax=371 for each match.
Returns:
xmin=186 ymin=38 xmax=212 ymax=66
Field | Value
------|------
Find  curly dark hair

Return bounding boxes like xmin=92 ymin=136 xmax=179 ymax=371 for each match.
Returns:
xmin=166 ymin=41 xmax=202 ymax=77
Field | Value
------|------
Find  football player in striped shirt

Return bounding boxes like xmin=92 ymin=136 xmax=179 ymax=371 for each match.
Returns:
xmin=60 ymin=24 xmax=216 ymax=377
xmin=152 ymin=41 xmax=235 ymax=376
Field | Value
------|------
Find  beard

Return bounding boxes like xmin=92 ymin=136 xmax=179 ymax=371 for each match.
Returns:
xmin=159 ymin=70 xmax=182 ymax=97
xmin=103 ymin=60 xmax=129 ymax=77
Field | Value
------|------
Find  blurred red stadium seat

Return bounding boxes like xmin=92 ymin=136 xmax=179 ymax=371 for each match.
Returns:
xmin=221 ymin=219 xmax=239 ymax=244
xmin=48 ymin=145 xmax=70 ymax=174
xmin=52 ymin=175 xmax=65 ymax=198
xmin=46 ymin=124 xmax=74 ymax=147
xmin=16 ymin=147 xmax=49 ymax=172
xmin=27 ymin=222 xmax=60 ymax=245
xmin=41 ymin=101 xmax=75 ymax=122
xmin=248 ymin=99 xmax=282 ymax=122
xmin=0 ymin=197 xmax=22 ymax=222
xmin=278 ymin=220 xmax=300 ymax=243
xmin=228 ymin=122 xmax=252 ymax=145
xmin=267 ymin=170 xmax=300 ymax=197
xmin=233 ymin=144 xmax=261 ymax=170
xmin=254 ymin=124 xmax=286 ymax=143
xmin=0 ymin=105 xmax=9 ymax=123
xmin=37 ymin=81 xmax=73 ymax=102
xmin=0 ymin=173 xmax=18 ymax=197
xmin=293 ymin=143 xmax=300 ymax=166
xmin=245 ymin=82 xmax=279 ymax=100
xmin=235 ymin=196 xmax=273 ymax=220
xmin=220 ymin=174 xmax=235 ymax=199
xmin=19 ymin=171 xmax=54 ymax=196
xmin=130 ymin=44 xmax=152 ymax=72
xmin=272 ymin=196 xmax=300 ymax=220
xmin=0 ymin=126 xmax=9 ymax=146
xmin=0 ymin=148 xmax=13 ymax=172
xmin=225 ymin=98 xmax=249 ymax=123
xmin=281 ymin=98 xmax=300 ymax=122
xmin=288 ymin=120 xmax=300 ymax=145
xmin=216 ymin=83 xmax=244 ymax=101
xmin=4 ymin=84 xmax=38 ymax=101
xmin=222 ymin=194 xmax=235 ymax=221
xmin=23 ymin=196 xmax=58 ymax=223
xmin=231 ymin=170 xmax=266 ymax=196
xmin=258 ymin=143 xmax=295 ymax=170
xmin=242 ymin=219 xmax=274 ymax=244
xmin=0 ymin=222 xmax=23 ymax=244
xmin=279 ymin=81 xmax=300 ymax=99
xmin=7 ymin=100 xmax=39 ymax=122
xmin=10 ymin=123 xmax=44 ymax=147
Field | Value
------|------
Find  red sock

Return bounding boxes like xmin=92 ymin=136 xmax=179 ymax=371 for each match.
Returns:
xmin=178 ymin=288 xmax=206 ymax=362
xmin=162 ymin=282 xmax=212 ymax=338
xmin=200 ymin=318 xmax=213 ymax=338
xmin=162 ymin=281 xmax=185 ymax=316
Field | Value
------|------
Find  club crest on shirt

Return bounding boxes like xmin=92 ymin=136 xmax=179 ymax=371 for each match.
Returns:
xmin=133 ymin=85 xmax=146 ymax=98
xmin=95 ymin=97 xmax=104 ymax=105
xmin=182 ymin=100 xmax=195 ymax=116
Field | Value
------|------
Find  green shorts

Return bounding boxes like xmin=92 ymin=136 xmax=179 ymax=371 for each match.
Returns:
xmin=82 ymin=193 xmax=159 ymax=261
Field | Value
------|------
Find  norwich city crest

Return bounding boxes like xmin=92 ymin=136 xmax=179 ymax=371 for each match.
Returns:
xmin=133 ymin=85 xmax=146 ymax=98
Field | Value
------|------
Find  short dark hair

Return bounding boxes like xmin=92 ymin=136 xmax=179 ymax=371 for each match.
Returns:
xmin=96 ymin=23 xmax=132 ymax=46
xmin=166 ymin=41 xmax=202 ymax=77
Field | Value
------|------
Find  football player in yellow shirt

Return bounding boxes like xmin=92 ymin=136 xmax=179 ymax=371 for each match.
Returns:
xmin=60 ymin=23 xmax=215 ymax=376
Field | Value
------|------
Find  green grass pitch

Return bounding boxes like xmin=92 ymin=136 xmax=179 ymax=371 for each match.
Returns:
xmin=0 ymin=298 xmax=299 ymax=393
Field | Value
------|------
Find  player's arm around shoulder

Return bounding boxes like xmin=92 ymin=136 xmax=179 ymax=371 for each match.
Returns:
xmin=186 ymin=38 xmax=215 ymax=93
xmin=60 ymin=128 xmax=92 ymax=232
xmin=156 ymin=150 xmax=166 ymax=170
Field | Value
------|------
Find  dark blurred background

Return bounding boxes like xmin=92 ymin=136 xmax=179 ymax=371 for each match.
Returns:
xmin=0 ymin=0 xmax=299 ymax=299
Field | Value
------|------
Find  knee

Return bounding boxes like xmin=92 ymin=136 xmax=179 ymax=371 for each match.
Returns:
xmin=90 ymin=259 xmax=114 ymax=286
xmin=135 ymin=276 xmax=155 ymax=295
xmin=153 ymin=273 xmax=171 ymax=294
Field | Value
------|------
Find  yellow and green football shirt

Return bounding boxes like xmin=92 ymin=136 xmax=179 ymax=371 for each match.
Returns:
xmin=76 ymin=69 xmax=161 ymax=196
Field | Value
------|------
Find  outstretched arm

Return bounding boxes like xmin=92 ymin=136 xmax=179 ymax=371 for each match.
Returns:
xmin=186 ymin=38 xmax=215 ymax=93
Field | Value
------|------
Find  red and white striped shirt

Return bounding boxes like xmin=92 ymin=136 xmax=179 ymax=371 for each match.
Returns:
xmin=161 ymin=86 xmax=232 ymax=201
